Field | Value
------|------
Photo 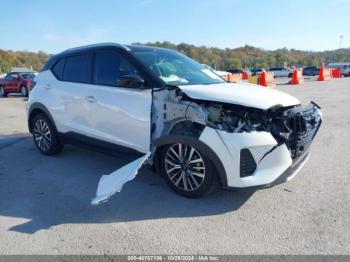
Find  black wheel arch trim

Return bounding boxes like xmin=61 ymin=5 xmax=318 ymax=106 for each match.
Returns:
xmin=28 ymin=102 xmax=57 ymax=133
xmin=153 ymin=135 xmax=228 ymax=188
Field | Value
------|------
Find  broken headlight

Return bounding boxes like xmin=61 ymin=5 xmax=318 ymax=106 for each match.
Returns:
xmin=205 ymin=103 xmax=267 ymax=133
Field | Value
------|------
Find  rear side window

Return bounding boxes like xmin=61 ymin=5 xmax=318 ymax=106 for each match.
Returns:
xmin=93 ymin=51 xmax=138 ymax=86
xmin=52 ymin=59 xmax=65 ymax=80
xmin=63 ymin=54 xmax=90 ymax=83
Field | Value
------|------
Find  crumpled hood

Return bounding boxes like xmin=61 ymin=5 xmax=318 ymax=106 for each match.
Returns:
xmin=178 ymin=82 xmax=300 ymax=110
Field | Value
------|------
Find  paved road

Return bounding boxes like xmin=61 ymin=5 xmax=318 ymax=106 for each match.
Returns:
xmin=0 ymin=79 xmax=349 ymax=255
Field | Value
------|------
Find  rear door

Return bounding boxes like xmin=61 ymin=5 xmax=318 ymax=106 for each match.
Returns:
xmin=85 ymin=50 xmax=152 ymax=153
xmin=50 ymin=53 xmax=94 ymax=136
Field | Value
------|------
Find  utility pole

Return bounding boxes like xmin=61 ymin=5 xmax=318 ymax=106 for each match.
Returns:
xmin=339 ymin=35 xmax=343 ymax=49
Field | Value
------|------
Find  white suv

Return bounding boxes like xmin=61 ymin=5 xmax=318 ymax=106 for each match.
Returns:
xmin=269 ymin=67 xmax=293 ymax=78
xmin=27 ymin=43 xmax=322 ymax=204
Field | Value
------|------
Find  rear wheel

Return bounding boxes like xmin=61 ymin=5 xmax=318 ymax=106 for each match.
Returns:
xmin=160 ymin=142 xmax=217 ymax=198
xmin=20 ymin=85 xmax=28 ymax=97
xmin=31 ymin=113 xmax=62 ymax=155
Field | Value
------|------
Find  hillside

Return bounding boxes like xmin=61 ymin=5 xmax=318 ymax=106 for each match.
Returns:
xmin=135 ymin=42 xmax=350 ymax=70
xmin=0 ymin=49 xmax=50 ymax=73
xmin=1 ymin=43 xmax=350 ymax=73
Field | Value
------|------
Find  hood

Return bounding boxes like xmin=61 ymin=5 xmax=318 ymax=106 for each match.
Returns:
xmin=178 ymin=82 xmax=300 ymax=110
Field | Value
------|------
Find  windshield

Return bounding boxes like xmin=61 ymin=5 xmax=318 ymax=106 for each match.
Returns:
xmin=132 ymin=49 xmax=225 ymax=86
xmin=19 ymin=73 xmax=35 ymax=79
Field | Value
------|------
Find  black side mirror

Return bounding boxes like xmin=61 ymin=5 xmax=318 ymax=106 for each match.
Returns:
xmin=117 ymin=75 xmax=145 ymax=88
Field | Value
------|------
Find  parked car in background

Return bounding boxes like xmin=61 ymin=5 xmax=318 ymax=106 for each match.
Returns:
xmin=227 ymin=69 xmax=251 ymax=75
xmin=328 ymin=63 xmax=350 ymax=77
xmin=0 ymin=71 xmax=35 ymax=97
xmin=202 ymin=64 xmax=229 ymax=80
xmin=269 ymin=67 xmax=293 ymax=78
xmin=340 ymin=65 xmax=350 ymax=77
xmin=303 ymin=66 xmax=320 ymax=76
xmin=250 ymin=68 xmax=264 ymax=76
xmin=226 ymin=69 xmax=251 ymax=80
xmin=27 ymin=43 xmax=322 ymax=204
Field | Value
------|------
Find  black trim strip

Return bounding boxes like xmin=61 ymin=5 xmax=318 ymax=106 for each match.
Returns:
xmin=59 ymin=132 xmax=144 ymax=161
xmin=28 ymin=102 xmax=57 ymax=133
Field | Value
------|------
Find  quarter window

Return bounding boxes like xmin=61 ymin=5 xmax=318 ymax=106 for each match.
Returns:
xmin=63 ymin=54 xmax=90 ymax=83
xmin=93 ymin=51 xmax=138 ymax=86
xmin=52 ymin=58 xmax=65 ymax=80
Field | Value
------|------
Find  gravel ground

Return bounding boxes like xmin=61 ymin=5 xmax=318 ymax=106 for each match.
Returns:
xmin=0 ymin=78 xmax=349 ymax=255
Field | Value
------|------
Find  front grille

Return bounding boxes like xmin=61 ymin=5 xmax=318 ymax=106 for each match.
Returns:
xmin=285 ymin=103 xmax=322 ymax=159
xmin=240 ymin=149 xmax=257 ymax=177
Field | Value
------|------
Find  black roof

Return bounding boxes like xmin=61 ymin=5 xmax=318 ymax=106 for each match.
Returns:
xmin=57 ymin=43 xmax=173 ymax=56
xmin=42 ymin=43 xmax=177 ymax=71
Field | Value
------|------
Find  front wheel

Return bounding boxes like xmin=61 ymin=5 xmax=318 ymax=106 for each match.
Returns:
xmin=31 ymin=113 xmax=63 ymax=155
xmin=0 ymin=87 xmax=6 ymax=97
xmin=159 ymin=142 xmax=217 ymax=198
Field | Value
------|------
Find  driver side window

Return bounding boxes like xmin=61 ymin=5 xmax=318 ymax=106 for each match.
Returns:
xmin=93 ymin=51 xmax=138 ymax=87
xmin=5 ymin=73 xmax=14 ymax=80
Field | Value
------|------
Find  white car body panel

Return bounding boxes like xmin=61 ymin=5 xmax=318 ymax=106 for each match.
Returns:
xmin=200 ymin=127 xmax=293 ymax=188
xmin=91 ymin=152 xmax=151 ymax=205
xmin=30 ymin=71 xmax=152 ymax=153
xmin=178 ymin=82 xmax=300 ymax=110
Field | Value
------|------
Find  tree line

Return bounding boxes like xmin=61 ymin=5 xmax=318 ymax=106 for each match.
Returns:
xmin=1 ymin=42 xmax=349 ymax=73
xmin=137 ymin=42 xmax=350 ymax=70
xmin=0 ymin=49 xmax=50 ymax=73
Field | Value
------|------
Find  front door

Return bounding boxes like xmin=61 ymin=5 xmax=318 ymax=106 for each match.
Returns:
xmin=85 ymin=50 xmax=152 ymax=154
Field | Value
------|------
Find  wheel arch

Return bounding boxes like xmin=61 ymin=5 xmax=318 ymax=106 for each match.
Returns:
xmin=152 ymin=133 xmax=228 ymax=188
xmin=28 ymin=103 xmax=57 ymax=133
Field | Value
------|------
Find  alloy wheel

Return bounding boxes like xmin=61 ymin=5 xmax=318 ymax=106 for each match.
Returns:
xmin=165 ymin=143 xmax=206 ymax=191
xmin=21 ymin=86 xmax=27 ymax=96
xmin=0 ymin=87 xmax=4 ymax=97
xmin=33 ymin=119 xmax=52 ymax=152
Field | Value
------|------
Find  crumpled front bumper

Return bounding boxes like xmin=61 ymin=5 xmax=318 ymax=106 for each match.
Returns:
xmin=199 ymin=127 xmax=306 ymax=188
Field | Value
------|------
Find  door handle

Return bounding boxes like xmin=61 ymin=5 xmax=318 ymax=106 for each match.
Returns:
xmin=85 ymin=96 xmax=97 ymax=103
xmin=45 ymin=84 xmax=52 ymax=90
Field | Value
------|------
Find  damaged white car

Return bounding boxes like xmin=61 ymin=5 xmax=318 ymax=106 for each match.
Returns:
xmin=27 ymin=43 xmax=322 ymax=204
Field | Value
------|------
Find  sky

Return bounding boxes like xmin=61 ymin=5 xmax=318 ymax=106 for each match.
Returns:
xmin=1 ymin=0 xmax=349 ymax=54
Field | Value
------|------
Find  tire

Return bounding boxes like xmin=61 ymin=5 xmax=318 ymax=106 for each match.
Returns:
xmin=20 ymin=85 xmax=28 ymax=97
xmin=159 ymin=142 xmax=217 ymax=198
xmin=31 ymin=113 xmax=63 ymax=155
xmin=0 ymin=87 xmax=7 ymax=97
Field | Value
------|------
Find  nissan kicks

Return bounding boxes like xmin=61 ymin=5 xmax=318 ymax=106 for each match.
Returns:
xmin=26 ymin=43 xmax=322 ymax=204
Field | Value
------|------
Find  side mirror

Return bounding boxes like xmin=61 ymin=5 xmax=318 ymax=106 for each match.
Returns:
xmin=117 ymin=75 xmax=145 ymax=88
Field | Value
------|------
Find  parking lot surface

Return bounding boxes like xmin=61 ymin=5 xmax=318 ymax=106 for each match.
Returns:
xmin=0 ymin=78 xmax=349 ymax=255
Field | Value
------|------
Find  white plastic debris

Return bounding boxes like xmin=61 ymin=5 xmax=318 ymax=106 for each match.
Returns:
xmin=91 ymin=152 xmax=151 ymax=205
